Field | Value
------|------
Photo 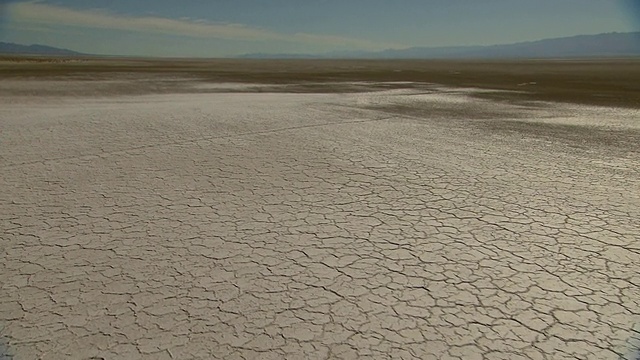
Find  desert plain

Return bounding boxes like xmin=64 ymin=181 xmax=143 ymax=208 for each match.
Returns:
xmin=0 ymin=58 xmax=639 ymax=359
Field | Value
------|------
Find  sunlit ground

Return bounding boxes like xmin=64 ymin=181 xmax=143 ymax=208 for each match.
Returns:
xmin=1 ymin=62 xmax=639 ymax=359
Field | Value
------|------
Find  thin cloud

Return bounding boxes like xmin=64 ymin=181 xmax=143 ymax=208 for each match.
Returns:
xmin=7 ymin=1 xmax=402 ymax=50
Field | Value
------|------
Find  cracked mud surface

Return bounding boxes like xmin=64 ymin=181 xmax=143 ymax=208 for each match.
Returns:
xmin=1 ymin=80 xmax=639 ymax=359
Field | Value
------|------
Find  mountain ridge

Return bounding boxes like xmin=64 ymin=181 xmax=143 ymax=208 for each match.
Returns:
xmin=240 ymin=32 xmax=640 ymax=59
xmin=3 ymin=32 xmax=640 ymax=59
xmin=0 ymin=42 xmax=83 ymax=56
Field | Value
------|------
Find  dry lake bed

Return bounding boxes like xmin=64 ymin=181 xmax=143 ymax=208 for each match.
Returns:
xmin=1 ymin=59 xmax=639 ymax=359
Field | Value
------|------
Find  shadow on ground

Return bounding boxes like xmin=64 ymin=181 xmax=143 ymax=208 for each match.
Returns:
xmin=0 ymin=338 xmax=12 ymax=360
xmin=623 ymin=324 xmax=640 ymax=360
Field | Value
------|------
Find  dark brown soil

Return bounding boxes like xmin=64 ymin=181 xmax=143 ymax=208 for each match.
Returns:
xmin=1 ymin=56 xmax=639 ymax=108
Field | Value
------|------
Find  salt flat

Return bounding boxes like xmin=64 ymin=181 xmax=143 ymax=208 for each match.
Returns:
xmin=1 ymin=80 xmax=639 ymax=359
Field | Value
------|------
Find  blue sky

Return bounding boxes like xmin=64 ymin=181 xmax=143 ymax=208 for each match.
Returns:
xmin=0 ymin=0 xmax=638 ymax=57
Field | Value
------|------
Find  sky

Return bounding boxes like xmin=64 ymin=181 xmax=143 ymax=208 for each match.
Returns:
xmin=0 ymin=0 xmax=639 ymax=57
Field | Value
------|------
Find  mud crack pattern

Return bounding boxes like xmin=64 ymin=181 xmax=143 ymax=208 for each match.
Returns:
xmin=1 ymin=89 xmax=639 ymax=359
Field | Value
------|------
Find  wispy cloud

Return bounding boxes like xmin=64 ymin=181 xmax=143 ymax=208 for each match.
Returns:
xmin=7 ymin=1 xmax=402 ymax=51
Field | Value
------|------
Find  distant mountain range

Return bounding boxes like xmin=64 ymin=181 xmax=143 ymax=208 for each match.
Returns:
xmin=0 ymin=42 xmax=83 ymax=56
xmin=3 ymin=32 xmax=640 ymax=59
xmin=240 ymin=32 xmax=640 ymax=59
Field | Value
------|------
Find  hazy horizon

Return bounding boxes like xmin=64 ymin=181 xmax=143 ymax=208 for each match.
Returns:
xmin=1 ymin=0 xmax=639 ymax=57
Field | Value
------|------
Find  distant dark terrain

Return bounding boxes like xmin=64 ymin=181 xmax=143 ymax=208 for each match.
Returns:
xmin=1 ymin=56 xmax=639 ymax=108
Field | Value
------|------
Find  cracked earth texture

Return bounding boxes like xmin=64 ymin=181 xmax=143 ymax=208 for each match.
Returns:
xmin=1 ymin=83 xmax=639 ymax=360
